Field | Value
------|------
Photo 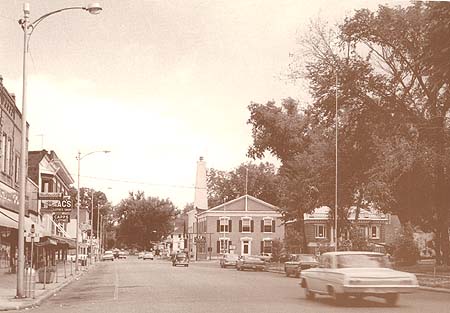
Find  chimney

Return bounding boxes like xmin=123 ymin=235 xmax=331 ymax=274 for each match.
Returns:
xmin=193 ymin=156 xmax=208 ymax=211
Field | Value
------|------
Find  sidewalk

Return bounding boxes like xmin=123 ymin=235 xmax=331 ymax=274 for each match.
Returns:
xmin=266 ymin=264 xmax=450 ymax=293
xmin=0 ymin=261 xmax=92 ymax=311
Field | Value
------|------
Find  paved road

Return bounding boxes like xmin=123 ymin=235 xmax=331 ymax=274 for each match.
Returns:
xmin=20 ymin=257 xmax=450 ymax=313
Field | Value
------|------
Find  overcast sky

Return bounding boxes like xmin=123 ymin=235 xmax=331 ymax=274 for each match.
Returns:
xmin=0 ymin=0 xmax=408 ymax=209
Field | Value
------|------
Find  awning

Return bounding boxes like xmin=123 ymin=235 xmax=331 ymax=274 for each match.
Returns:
xmin=0 ymin=209 xmax=17 ymax=228
xmin=0 ymin=208 xmax=40 ymax=232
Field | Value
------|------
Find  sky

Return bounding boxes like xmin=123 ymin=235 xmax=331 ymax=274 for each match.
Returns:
xmin=0 ymin=0 xmax=409 ymax=209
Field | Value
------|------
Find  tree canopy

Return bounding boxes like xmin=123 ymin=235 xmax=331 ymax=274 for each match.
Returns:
xmin=115 ymin=191 xmax=177 ymax=250
xmin=247 ymin=3 xmax=450 ymax=263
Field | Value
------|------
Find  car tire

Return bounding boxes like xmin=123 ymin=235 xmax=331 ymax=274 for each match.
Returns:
xmin=329 ymin=287 xmax=346 ymax=305
xmin=384 ymin=293 xmax=399 ymax=306
xmin=305 ymin=287 xmax=315 ymax=300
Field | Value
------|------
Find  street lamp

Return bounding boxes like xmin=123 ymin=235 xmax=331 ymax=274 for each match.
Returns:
xmin=75 ymin=150 xmax=110 ymax=272
xmin=17 ymin=2 xmax=102 ymax=298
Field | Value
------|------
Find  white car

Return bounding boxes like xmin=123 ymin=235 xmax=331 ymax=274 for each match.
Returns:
xmin=102 ymin=251 xmax=114 ymax=261
xmin=143 ymin=252 xmax=154 ymax=260
xmin=137 ymin=252 xmax=145 ymax=259
xmin=300 ymin=251 xmax=418 ymax=306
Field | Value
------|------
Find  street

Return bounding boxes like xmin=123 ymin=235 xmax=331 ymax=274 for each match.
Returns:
xmin=19 ymin=257 xmax=450 ymax=313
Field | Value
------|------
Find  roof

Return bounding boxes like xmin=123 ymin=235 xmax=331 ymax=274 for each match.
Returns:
xmin=304 ymin=206 xmax=389 ymax=221
xmin=198 ymin=194 xmax=279 ymax=216
xmin=321 ymin=251 xmax=384 ymax=256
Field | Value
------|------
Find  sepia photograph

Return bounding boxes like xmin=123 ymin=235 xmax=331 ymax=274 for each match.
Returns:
xmin=1 ymin=0 xmax=450 ymax=312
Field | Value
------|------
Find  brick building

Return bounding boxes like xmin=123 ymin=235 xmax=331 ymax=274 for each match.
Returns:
xmin=304 ymin=206 xmax=399 ymax=254
xmin=195 ymin=195 xmax=284 ymax=259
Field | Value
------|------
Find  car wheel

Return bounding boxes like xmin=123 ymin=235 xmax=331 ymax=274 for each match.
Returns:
xmin=305 ymin=287 xmax=315 ymax=300
xmin=329 ymin=287 xmax=347 ymax=305
xmin=384 ymin=293 xmax=399 ymax=306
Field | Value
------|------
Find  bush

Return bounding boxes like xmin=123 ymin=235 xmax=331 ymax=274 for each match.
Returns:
xmin=393 ymin=223 xmax=420 ymax=266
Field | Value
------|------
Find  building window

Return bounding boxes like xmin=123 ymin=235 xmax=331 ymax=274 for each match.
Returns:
xmin=261 ymin=240 xmax=272 ymax=254
xmin=217 ymin=239 xmax=231 ymax=254
xmin=242 ymin=218 xmax=251 ymax=233
xmin=314 ymin=224 xmax=327 ymax=239
xmin=1 ymin=133 xmax=6 ymax=173
xmin=14 ymin=155 xmax=20 ymax=183
xmin=370 ymin=225 xmax=380 ymax=239
xmin=263 ymin=218 xmax=274 ymax=233
xmin=6 ymin=138 xmax=11 ymax=175
xmin=220 ymin=218 xmax=229 ymax=233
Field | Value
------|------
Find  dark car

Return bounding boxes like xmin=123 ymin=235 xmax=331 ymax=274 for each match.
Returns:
xmin=284 ymin=254 xmax=318 ymax=277
xmin=172 ymin=253 xmax=189 ymax=267
xmin=236 ymin=255 xmax=266 ymax=271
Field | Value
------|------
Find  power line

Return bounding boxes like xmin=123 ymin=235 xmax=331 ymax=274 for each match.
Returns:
xmin=75 ymin=174 xmax=207 ymax=190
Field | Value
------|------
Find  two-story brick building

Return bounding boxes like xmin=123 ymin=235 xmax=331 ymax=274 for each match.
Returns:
xmin=304 ymin=206 xmax=399 ymax=254
xmin=195 ymin=195 xmax=284 ymax=259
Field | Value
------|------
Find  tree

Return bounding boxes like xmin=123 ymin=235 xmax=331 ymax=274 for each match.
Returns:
xmin=207 ymin=162 xmax=281 ymax=208
xmin=393 ymin=223 xmax=420 ymax=266
xmin=115 ymin=191 xmax=177 ymax=250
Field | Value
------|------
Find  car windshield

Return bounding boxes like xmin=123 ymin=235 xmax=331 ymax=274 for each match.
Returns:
xmin=336 ymin=254 xmax=390 ymax=268
xmin=225 ymin=254 xmax=238 ymax=260
xmin=176 ymin=253 xmax=187 ymax=258
xmin=246 ymin=256 xmax=261 ymax=261
xmin=299 ymin=255 xmax=317 ymax=262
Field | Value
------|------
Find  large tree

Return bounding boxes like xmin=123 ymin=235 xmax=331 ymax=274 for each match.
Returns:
xmin=207 ymin=162 xmax=281 ymax=208
xmin=115 ymin=191 xmax=176 ymax=250
xmin=248 ymin=3 xmax=450 ymax=263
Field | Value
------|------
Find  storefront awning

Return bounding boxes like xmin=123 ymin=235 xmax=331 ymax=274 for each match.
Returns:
xmin=0 ymin=209 xmax=17 ymax=228
xmin=0 ymin=208 xmax=39 ymax=232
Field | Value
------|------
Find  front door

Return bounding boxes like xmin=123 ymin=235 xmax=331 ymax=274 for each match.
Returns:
xmin=242 ymin=240 xmax=250 ymax=255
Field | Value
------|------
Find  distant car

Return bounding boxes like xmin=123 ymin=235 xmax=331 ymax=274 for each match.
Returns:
xmin=172 ymin=252 xmax=189 ymax=267
xmin=102 ymin=251 xmax=114 ymax=261
xmin=118 ymin=251 xmax=127 ymax=259
xmin=236 ymin=255 xmax=266 ymax=271
xmin=284 ymin=254 xmax=318 ymax=278
xmin=258 ymin=253 xmax=272 ymax=262
xmin=143 ymin=252 xmax=154 ymax=260
xmin=137 ymin=252 xmax=145 ymax=259
xmin=220 ymin=253 xmax=239 ymax=268
xmin=300 ymin=251 xmax=419 ymax=306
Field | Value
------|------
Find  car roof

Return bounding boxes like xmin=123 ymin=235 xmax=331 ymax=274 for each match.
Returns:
xmin=321 ymin=251 xmax=384 ymax=256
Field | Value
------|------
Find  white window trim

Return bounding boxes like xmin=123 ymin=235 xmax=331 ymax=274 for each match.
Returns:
xmin=314 ymin=224 xmax=327 ymax=239
xmin=263 ymin=217 xmax=273 ymax=233
xmin=220 ymin=217 xmax=230 ymax=233
xmin=370 ymin=225 xmax=380 ymax=239
xmin=241 ymin=217 xmax=252 ymax=233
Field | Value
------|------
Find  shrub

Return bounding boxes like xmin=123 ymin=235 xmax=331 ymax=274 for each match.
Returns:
xmin=393 ymin=223 xmax=420 ymax=266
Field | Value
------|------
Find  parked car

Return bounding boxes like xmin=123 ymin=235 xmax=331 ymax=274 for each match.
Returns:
xmin=258 ymin=253 xmax=272 ymax=262
xmin=284 ymin=254 xmax=318 ymax=277
xmin=102 ymin=251 xmax=114 ymax=261
xmin=300 ymin=251 xmax=418 ymax=306
xmin=143 ymin=252 xmax=154 ymax=260
xmin=137 ymin=252 xmax=145 ymax=259
xmin=220 ymin=253 xmax=239 ymax=268
xmin=118 ymin=251 xmax=127 ymax=259
xmin=236 ymin=255 xmax=266 ymax=271
xmin=172 ymin=252 xmax=189 ymax=267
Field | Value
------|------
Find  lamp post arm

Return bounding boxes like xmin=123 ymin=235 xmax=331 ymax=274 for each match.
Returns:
xmin=20 ymin=6 xmax=91 ymax=53
xmin=78 ymin=150 xmax=110 ymax=161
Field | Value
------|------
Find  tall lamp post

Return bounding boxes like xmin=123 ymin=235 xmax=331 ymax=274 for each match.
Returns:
xmin=75 ymin=150 xmax=110 ymax=272
xmin=17 ymin=2 xmax=102 ymax=298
